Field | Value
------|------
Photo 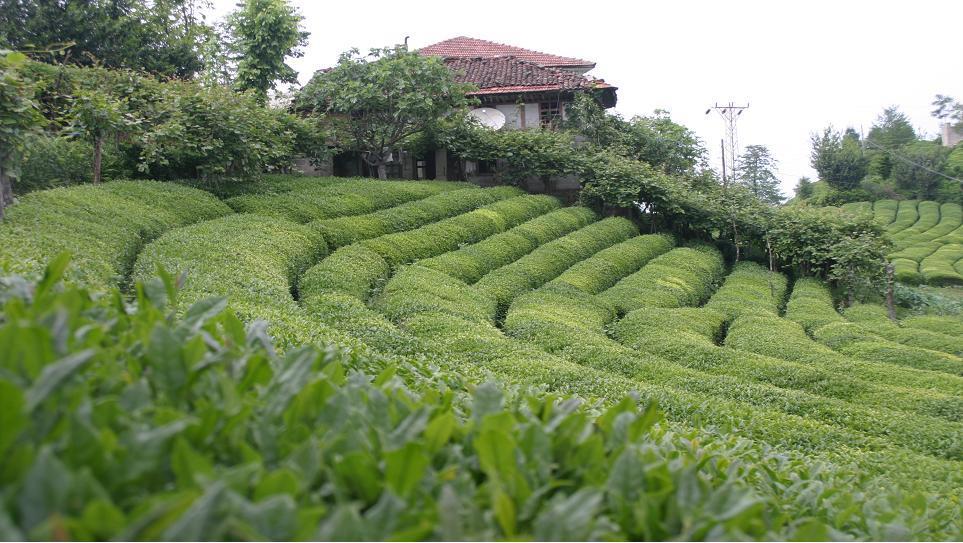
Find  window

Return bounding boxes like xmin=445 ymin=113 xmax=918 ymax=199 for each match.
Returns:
xmin=477 ymin=159 xmax=496 ymax=174
xmin=539 ymin=102 xmax=561 ymax=128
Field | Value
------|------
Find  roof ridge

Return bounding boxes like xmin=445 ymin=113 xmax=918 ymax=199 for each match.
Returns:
xmin=420 ymin=36 xmax=594 ymax=67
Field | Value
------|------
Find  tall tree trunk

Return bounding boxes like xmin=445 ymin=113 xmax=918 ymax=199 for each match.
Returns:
xmin=885 ymin=262 xmax=897 ymax=321
xmin=0 ymin=163 xmax=11 ymax=221
xmin=93 ymin=137 xmax=103 ymax=184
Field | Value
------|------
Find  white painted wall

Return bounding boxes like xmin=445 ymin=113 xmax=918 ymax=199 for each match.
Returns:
xmin=523 ymin=103 xmax=540 ymax=129
xmin=495 ymin=104 xmax=522 ymax=129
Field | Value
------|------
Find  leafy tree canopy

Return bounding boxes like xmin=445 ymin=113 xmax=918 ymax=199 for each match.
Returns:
xmin=867 ymin=106 xmax=916 ymax=149
xmin=0 ymin=0 xmax=213 ymax=79
xmin=810 ymin=126 xmax=867 ymax=191
xmin=736 ymin=144 xmax=783 ymax=205
xmin=298 ymin=46 xmax=476 ymax=179
xmin=227 ymin=0 xmax=308 ymax=103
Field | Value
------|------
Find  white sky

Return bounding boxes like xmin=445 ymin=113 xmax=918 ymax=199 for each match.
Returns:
xmin=209 ymin=0 xmax=963 ymax=197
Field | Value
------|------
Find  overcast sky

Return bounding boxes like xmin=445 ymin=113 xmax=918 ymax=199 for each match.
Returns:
xmin=210 ymin=0 xmax=962 ymax=197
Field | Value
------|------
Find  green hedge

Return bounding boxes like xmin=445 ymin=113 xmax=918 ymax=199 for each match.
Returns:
xmin=418 ymin=207 xmax=596 ymax=283
xmin=131 ymin=213 xmax=344 ymax=349
xmin=474 ymin=217 xmax=638 ymax=313
xmin=0 ymin=181 xmax=231 ymax=289
xmin=722 ymin=313 xmax=963 ymax=420
xmin=547 ymin=234 xmax=675 ymax=294
xmin=919 ymin=244 xmax=963 ymax=285
xmin=886 ymin=200 xmax=919 ymax=234
xmin=314 ymin=186 xmax=522 ymax=247
xmin=844 ymin=303 xmax=962 ymax=356
xmin=8 ymin=269 xmax=875 ymax=541
xmin=300 ymin=195 xmax=557 ymax=302
xmin=225 ymin=179 xmax=459 ymax=223
xmin=377 ymin=265 xmax=498 ymax=325
xmin=609 ymin=308 xmax=963 ymax=460
xmin=703 ymin=261 xmax=787 ymax=321
xmin=784 ymin=278 xmax=845 ymax=333
xmin=813 ymin=321 xmax=962 ymax=376
xmin=901 ymin=315 xmax=963 ymax=337
xmin=598 ymin=245 xmax=725 ymax=314
xmin=872 ymin=199 xmax=898 ymax=226
xmin=891 ymin=200 xmax=940 ymax=242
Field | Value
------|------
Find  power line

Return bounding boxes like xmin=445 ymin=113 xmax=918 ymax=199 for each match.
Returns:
xmin=862 ymin=139 xmax=963 ymax=184
xmin=706 ymin=102 xmax=749 ymax=186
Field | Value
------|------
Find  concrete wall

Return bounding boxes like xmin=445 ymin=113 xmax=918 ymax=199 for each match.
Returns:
xmin=943 ymin=123 xmax=963 ymax=147
xmin=495 ymin=104 xmax=523 ymax=129
xmin=292 ymin=156 xmax=333 ymax=177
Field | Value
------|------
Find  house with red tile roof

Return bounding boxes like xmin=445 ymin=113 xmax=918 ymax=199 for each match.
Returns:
xmin=419 ymin=36 xmax=616 ymax=131
xmin=408 ymin=37 xmax=615 ymax=190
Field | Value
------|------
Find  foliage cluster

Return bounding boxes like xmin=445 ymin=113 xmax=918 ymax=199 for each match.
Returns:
xmin=0 ymin=181 xmax=230 ymax=289
xmin=298 ymin=47 xmax=476 ymax=179
xmin=1 ymin=260 xmax=817 ymax=541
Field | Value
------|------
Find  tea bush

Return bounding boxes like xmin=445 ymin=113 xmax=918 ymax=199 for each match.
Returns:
xmin=7 ymin=264 xmax=875 ymax=541
xmin=0 ymin=181 xmax=230 ymax=289
xmin=598 ymin=245 xmax=725 ymax=314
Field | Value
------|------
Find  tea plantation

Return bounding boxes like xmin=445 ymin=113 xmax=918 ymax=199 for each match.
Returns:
xmin=1 ymin=177 xmax=961 ymax=540
xmin=840 ymin=200 xmax=963 ymax=285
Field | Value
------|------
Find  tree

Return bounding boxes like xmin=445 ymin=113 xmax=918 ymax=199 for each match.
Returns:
xmin=794 ymin=176 xmax=814 ymax=199
xmin=0 ymin=0 xmax=213 ymax=78
xmin=931 ymin=94 xmax=963 ymax=126
xmin=889 ymin=141 xmax=951 ymax=199
xmin=810 ymin=127 xmax=867 ymax=190
xmin=227 ymin=0 xmax=308 ymax=103
xmin=867 ymin=107 xmax=916 ymax=149
xmin=66 ymin=90 xmax=135 ymax=183
xmin=736 ymin=144 xmax=782 ymax=204
xmin=0 ymin=50 xmax=43 ymax=218
xmin=564 ymin=94 xmax=705 ymax=175
xmin=299 ymin=46 xmax=475 ymax=179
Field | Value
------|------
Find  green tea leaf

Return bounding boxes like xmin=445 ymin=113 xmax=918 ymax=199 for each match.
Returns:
xmin=25 ymin=349 xmax=94 ymax=412
xmin=384 ymin=442 xmax=430 ymax=498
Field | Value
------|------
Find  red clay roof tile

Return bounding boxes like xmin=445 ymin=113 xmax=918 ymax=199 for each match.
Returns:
xmin=420 ymin=36 xmax=594 ymax=68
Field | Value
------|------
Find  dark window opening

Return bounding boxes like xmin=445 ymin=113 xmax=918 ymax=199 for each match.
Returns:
xmin=540 ymin=102 xmax=561 ymax=128
xmin=477 ymin=159 xmax=496 ymax=174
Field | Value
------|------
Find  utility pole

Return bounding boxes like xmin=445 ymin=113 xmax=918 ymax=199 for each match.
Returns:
xmin=707 ymin=102 xmax=749 ymax=187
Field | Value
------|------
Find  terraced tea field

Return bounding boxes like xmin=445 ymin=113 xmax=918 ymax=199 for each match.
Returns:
xmin=841 ymin=200 xmax=963 ymax=285
xmin=2 ymin=177 xmax=962 ymax=540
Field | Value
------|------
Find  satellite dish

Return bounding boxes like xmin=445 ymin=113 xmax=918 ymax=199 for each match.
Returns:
xmin=469 ymin=107 xmax=506 ymax=130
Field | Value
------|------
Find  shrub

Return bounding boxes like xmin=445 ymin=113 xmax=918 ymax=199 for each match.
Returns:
xmin=901 ymin=315 xmax=963 ymax=336
xmin=892 ymin=258 xmax=922 ymax=284
xmin=475 ymin=217 xmax=638 ymax=313
xmin=0 ymin=181 xmax=230 ymax=289
xmin=418 ymin=207 xmax=595 ymax=284
xmin=224 ymin=179 xmax=460 ymax=223
xmin=314 ymin=186 xmax=522 ymax=247
xmin=15 ymin=134 xmax=130 ymax=193
xmin=360 ymin=195 xmax=558 ymax=267
xmin=131 ymin=213 xmax=333 ymax=349
xmin=812 ymin=321 xmax=962 ymax=376
xmin=377 ymin=265 xmax=498 ymax=325
xmin=919 ymin=244 xmax=963 ymax=286
xmin=843 ymin=303 xmax=962 ymax=356
xmin=548 ymin=234 xmax=675 ymax=294
xmin=703 ymin=261 xmax=787 ymax=321
xmin=298 ymin=245 xmax=389 ymax=301
xmin=871 ymin=199 xmax=898 ymax=226
xmin=598 ymin=245 xmax=725 ymax=314
xmin=885 ymin=200 xmax=919 ymax=234
xmin=6 ymin=266 xmax=859 ymax=541
xmin=301 ymin=195 xmax=556 ymax=303
xmin=784 ymin=278 xmax=845 ymax=333
xmin=722 ymin=313 xmax=963 ymax=420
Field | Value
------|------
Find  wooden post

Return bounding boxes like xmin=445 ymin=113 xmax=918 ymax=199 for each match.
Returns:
xmin=885 ymin=262 xmax=897 ymax=321
xmin=93 ymin=137 xmax=103 ymax=183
